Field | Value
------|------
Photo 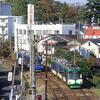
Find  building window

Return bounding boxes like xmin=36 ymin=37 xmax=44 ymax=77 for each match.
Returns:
xmin=16 ymin=29 xmax=18 ymax=34
xmin=99 ymin=48 xmax=100 ymax=53
xmin=69 ymin=30 xmax=72 ymax=35
xmin=24 ymin=30 xmax=26 ymax=34
xmin=14 ymin=19 xmax=16 ymax=22
xmin=19 ymin=29 xmax=22 ymax=34
xmin=88 ymin=42 xmax=90 ymax=46
xmin=1 ymin=19 xmax=5 ymax=22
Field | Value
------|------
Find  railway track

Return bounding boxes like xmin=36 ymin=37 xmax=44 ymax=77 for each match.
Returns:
xmin=36 ymin=72 xmax=99 ymax=100
xmin=48 ymin=73 xmax=68 ymax=100
xmin=36 ymin=72 xmax=68 ymax=100
xmin=75 ymin=89 xmax=92 ymax=100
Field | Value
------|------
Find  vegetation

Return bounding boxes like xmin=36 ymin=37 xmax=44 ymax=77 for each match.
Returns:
xmin=5 ymin=0 xmax=81 ymax=23
xmin=0 ymin=41 xmax=10 ymax=58
xmin=55 ymin=47 xmax=100 ymax=88
xmin=55 ymin=47 xmax=98 ymax=78
xmin=55 ymin=47 xmax=64 ymax=57
xmin=90 ymin=87 xmax=100 ymax=97
xmin=80 ymin=0 xmax=100 ymax=24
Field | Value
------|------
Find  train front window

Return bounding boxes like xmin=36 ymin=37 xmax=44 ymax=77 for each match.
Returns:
xmin=68 ymin=71 xmax=80 ymax=79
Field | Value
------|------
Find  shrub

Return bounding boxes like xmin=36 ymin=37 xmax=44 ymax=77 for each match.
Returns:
xmin=92 ymin=76 xmax=100 ymax=88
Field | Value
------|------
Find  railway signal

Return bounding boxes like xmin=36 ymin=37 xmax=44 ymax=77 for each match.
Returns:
xmin=36 ymin=95 xmax=42 ymax=100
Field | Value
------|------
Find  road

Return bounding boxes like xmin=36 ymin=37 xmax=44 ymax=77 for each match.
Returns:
xmin=0 ymin=66 xmax=20 ymax=100
xmin=0 ymin=66 xmax=11 ymax=100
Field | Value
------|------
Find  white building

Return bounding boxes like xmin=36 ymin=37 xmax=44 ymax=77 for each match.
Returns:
xmin=70 ymin=40 xmax=100 ymax=58
xmin=0 ymin=16 xmax=24 ymax=40
xmin=0 ymin=1 xmax=12 ymax=16
xmin=37 ymin=34 xmax=68 ymax=55
xmin=0 ymin=3 xmax=76 ymax=53
xmin=14 ymin=23 xmax=76 ymax=52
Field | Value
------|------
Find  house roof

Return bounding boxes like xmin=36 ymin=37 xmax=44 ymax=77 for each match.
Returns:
xmin=90 ymin=39 xmax=100 ymax=43
xmin=39 ymin=34 xmax=75 ymax=43
xmin=64 ymin=44 xmax=77 ymax=49
xmin=68 ymin=38 xmax=96 ymax=45
xmin=85 ymin=26 xmax=100 ymax=36
xmin=90 ymin=39 xmax=100 ymax=46
xmin=50 ymin=34 xmax=70 ymax=43
xmin=66 ymin=39 xmax=100 ymax=50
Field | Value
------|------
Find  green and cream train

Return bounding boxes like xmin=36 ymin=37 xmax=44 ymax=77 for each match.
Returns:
xmin=51 ymin=57 xmax=83 ymax=88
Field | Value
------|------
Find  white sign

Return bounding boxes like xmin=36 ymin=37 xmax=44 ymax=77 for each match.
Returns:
xmin=27 ymin=4 xmax=34 ymax=24
xmin=8 ymin=72 xmax=12 ymax=81
xmin=93 ymin=27 xmax=100 ymax=29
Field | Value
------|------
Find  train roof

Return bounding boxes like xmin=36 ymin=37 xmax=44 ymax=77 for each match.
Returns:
xmin=18 ymin=53 xmax=41 ymax=60
xmin=52 ymin=57 xmax=80 ymax=70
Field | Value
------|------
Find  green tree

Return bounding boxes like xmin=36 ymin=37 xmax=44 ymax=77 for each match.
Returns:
xmin=5 ymin=0 xmax=28 ymax=23
xmin=0 ymin=41 xmax=10 ymax=58
xmin=75 ymin=57 xmax=90 ymax=77
xmin=81 ymin=0 xmax=100 ymax=24
xmin=92 ymin=75 xmax=100 ymax=88
xmin=66 ymin=6 xmax=78 ymax=23
xmin=55 ymin=47 xmax=63 ymax=57
xmin=60 ymin=2 xmax=68 ymax=23
xmin=29 ymin=0 xmax=37 ymax=4
xmin=64 ymin=50 xmax=97 ymax=77
xmin=35 ymin=0 xmax=61 ymax=23
xmin=5 ymin=0 xmax=80 ymax=24
xmin=65 ymin=51 xmax=74 ymax=62
xmin=12 ymin=0 xmax=27 ymax=16
xmin=87 ymin=54 xmax=97 ymax=70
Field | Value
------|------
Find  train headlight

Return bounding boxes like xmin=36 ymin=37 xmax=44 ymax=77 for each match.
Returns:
xmin=68 ymin=80 xmax=75 ymax=84
xmin=76 ymin=79 xmax=83 ymax=84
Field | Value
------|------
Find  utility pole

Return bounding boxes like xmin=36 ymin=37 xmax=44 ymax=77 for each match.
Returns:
xmin=78 ymin=21 xmax=80 ymax=39
xmin=45 ymin=41 xmax=48 ymax=100
xmin=21 ymin=44 xmax=23 ymax=86
xmin=10 ymin=28 xmax=19 ymax=100
xmin=10 ymin=60 xmax=16 ymax=100
xmin=10 ymin=47 xmax=17 ymax=100
xmin=29 ymin=30 xmax=32 ymax=83
xmin=29 ymin=29 xmax=36 ymax=100
xmin=20 ymin=30 xmax=24 ymax=99
xmin=73 ymin=39 xmax=76 ymax=65
xmin=51 ymin=38 xmax=52 ymax=68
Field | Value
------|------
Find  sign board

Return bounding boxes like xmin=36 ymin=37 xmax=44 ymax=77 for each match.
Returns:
xmin=27 ymin=4 xmax=34 ymax=24
xmin=93 ymin=27 xmax=100 ymax=29
xmin=8 ymin=72 xmax=12 ymax=81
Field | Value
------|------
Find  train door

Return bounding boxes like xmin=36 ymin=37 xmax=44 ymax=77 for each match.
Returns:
xmin=51 ymin=61 xmax=57 ymax=75
xmin=63 ymin=69 xmax=67 ymax=83
xmin=57 ymin=64 xmax=62 ymax=79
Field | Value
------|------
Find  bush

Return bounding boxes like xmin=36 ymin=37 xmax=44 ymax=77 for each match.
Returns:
xmin=47 ymin=56 xmax=51 ymax=64
xmin=95 ymin=73 xmax=100 ymax=77
xmin=0 ymin=41 xmax=10 ymax=58
xmin=92 ymin=76 xmax=100 ymax=88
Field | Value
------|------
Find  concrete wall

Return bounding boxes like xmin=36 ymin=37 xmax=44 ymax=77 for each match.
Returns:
xmin=0 ymin=16 xmax=24 ymax=40
xmin=62 ymin=24 xmax=76 ymax=35
xmin=0 ymin=3 xmax=12 ymax=16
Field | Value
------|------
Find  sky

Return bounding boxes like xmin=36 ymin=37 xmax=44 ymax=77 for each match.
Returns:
xmin=54 ymin=0 xmax=88 ymax=6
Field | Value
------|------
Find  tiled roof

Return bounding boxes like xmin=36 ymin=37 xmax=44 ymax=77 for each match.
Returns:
xmin=90 ymin=39 xmax=100 ymax=46
xmin=85 ymin=26 xmax=100 ymax=36
xmin=90 ymin=39 xmax=100 ymax=43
